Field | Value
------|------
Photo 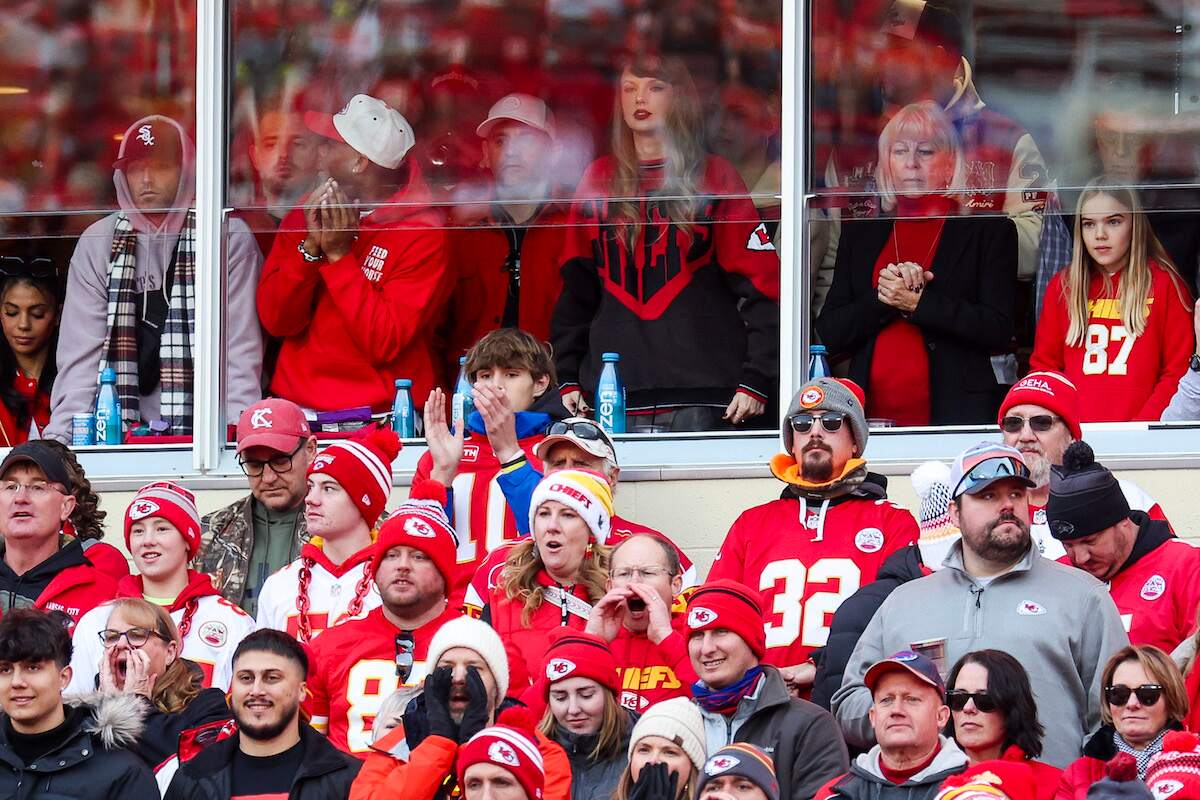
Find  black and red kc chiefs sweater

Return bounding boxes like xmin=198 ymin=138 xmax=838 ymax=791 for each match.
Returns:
xmin=551 ymin=155 xmax=781 ymax=410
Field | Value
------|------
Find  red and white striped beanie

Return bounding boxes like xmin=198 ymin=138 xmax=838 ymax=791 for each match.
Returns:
xmin=125 ymin=481 xmax=202 ymax=558
xmin=308 ymin=425 xmax=401 ymax=527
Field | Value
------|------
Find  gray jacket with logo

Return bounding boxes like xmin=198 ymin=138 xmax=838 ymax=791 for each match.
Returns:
xmin=831 ymin=542 xmax=1128 ymax=769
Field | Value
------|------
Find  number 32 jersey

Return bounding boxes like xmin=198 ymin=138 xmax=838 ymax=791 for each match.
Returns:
xmin=709 ymin=482 xmax=919 ymax=668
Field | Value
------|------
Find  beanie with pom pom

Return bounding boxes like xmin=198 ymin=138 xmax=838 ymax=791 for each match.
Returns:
xmin=308 ymin=423 xmax=401 ymax=527
xmin=457 ymin=707 xmax=545 ymax=800
xmin=910 ymin=461 xmax=961 ymax=570
xmin=1085 ymin=753 xmax=1153 ymax=800
xmin=1046 ymin=441 xmax=1130 ymax=541
xmin=1142 ymin=731 xmax=1200 ymax=800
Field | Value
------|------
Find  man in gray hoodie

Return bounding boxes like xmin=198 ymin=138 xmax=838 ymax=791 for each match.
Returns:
xmin=832 ymin=441 xmax=1129 ymax=768
xmin=46 ymin=114 xmax=263 ymax=442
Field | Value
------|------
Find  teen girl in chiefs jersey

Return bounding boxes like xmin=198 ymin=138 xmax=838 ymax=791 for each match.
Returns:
xmin=1033 ymin=177 xmax=1194 ymax=421
xmin=257 ymin=425 xmax=400 ymax=642
xmin=551 ymin=54 xmax=780 ymax=432
xmin=69 ymin=482 xmax=254 ymax=693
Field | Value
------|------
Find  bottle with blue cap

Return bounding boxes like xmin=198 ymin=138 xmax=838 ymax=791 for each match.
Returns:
xmin=392 ymin=378 xmax=415 ymax=438
xmin=452 ymin=356 xmax=474 ymax=428
xmin=596 ymin=352 xmax=626 ymax=434
xmin=809 ymin=344 xmax=831 ymax=381
xmin=95 ymin=367 xmax=122 ymax=445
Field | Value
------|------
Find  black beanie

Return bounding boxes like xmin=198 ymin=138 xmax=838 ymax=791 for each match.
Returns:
xmin=1046 ymin=441 xmax=1130 ymax=541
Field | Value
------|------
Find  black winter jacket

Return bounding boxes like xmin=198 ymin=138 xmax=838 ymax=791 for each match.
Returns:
xmin=550 ymin=709 xmax=636 ymax=800
xmin=135 ymin=683 xmax=232 ymax=768
xmin=812 ymin=545 xmax=926 ymax=709
xmin=0 ymin=692 xmax=159 ymax=800
xmin=164 ymin=722 xmax=361 ymax=800
xmin=815 ymin=215 xmax=1017 ymax=425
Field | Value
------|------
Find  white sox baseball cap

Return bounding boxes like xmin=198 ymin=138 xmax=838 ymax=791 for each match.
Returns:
xmin=476 ymin=93 xmax=556 ymax=140
xmin=305 ymin=94 xmax=416 ymax=170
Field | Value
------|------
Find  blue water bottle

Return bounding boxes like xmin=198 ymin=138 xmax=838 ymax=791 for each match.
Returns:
xmin=95 ymin=367 xmax=122 ymax=446
xmin=809 ymin=344 xmax=832 ymax=380
xmin=452 ymin=356 xmax=474 ymax=428
xmin=596 ymin=352 xmax=626 ymax=434
xmin=392 ymin=379 xmax=415 ymax=438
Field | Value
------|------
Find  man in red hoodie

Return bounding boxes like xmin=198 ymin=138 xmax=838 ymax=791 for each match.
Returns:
xmin=0 ymin=442 xmax=117 ymax=625
xmin=257 ymin=93 xmax=451 ymax=413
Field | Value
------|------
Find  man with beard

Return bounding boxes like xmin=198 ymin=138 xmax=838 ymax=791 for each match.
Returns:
xmin=305 ymin=480 xmax=461 ymax=756
xmin=164 ymin=629 xmax=361 ymax=800
xmin=710 ymin=378 xmax=918 ymax=695
xmin=832 ymin=442 xmax=1128 ymax=768
xmin=998 ymin=370 xmax=1169 ymax=560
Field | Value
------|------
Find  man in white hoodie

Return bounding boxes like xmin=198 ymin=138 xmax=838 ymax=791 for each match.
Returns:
xmin=46 ymin=114 xmax=263 ymax=441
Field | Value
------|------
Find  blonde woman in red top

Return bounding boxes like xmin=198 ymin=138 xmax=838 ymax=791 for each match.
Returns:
xmin=1033 ymin=178 xmax=1194 ymax=422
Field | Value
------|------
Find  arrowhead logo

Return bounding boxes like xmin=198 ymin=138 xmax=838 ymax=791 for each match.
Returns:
xmin=488 ymin=742 xmax=519 ymax=767
xmin=1017 ymin=600 xmax=1046 ymax=616
xmin=130 ymin=499 xmax=160 ymax=520
xmin=705 ymin=755 xmax=740 ymax=775
xmin=688 ymin=607 xmax=716 ymax=629
xmin=403 ymin=518 xmax=436 ymax=538
xmin=547 ymin=658 xmax=577 ymax=679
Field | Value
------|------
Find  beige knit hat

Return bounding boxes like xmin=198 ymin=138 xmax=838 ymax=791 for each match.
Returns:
xmin=628 ymin=697 xmax=707 ymax=772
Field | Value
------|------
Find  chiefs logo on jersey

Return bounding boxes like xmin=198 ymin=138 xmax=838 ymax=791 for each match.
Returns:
xmin=130 ymin=499 xmax=160 ymax=520
xmin=547 ymin=658 xmax=577 ymax=679
xmin=705 ymin=755 xmax=740 ymax=775
xmin=488 ymin=741 xmax=520 ymax=767
xmin=688 ymin=607 xmax=716 ymax=628
xmin=1017 ymin=601 xmax=1046 ymax=616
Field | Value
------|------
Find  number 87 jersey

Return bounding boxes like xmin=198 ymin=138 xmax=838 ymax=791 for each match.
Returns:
xmin=708 ymin=483 xmax=919 ymax=668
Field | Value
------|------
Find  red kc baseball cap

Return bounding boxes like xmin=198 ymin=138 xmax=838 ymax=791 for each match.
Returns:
xmin=236 ymin=399 xmax=312 ymax=454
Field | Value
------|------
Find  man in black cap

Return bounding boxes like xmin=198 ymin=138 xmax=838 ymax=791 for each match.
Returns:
xmin=1048 ymin=441 xmax=1200 ymax=653
xmin=0 ymin=442 xmax=117 ymax=623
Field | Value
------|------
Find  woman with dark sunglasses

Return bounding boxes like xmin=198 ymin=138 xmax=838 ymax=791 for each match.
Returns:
xmin=944 ymin=650 xmax=1061 ymax=800
xmin=0 ymin=258 xmax=61 ymax=445
xmin=1058 ymin=645 xmax=1189 ymax=800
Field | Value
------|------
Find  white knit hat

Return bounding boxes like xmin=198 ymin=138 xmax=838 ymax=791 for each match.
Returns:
xmin=425 ymin=616 xmax=510 ymax=702
xmin=628 ymin=696 xmax=706 ymax=772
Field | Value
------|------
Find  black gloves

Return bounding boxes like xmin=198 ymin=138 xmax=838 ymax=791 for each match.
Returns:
xmin=458 ymin=666 xmax=490 ymax=743
xmin=424 ymin=665 xmax=458 ymax=741
xmin=628 ymin=761 xmax=680 ymax=800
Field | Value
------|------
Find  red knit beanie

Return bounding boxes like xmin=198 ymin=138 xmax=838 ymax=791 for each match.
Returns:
xmin=308 ymin=424 xmax=401 ymax=526
xmin=125 ymin=481 xmax=202 ymax=559
xmin=458 ymin=708 xmax=545 ymax=800
xmin=543 ymin=629 xmax=620 ymax=697
xmin=999 ymin=371 xmax=1082 ymax=440
xmin=685 ymin=579 xmax=766 ymax=658
xmin=371 ymin=478 xmax=458 ymax=591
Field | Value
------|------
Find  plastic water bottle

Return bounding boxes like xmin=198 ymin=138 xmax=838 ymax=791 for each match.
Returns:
xmin=452 ymin=357 xmax=473 ymax=427
xmin=392 ymin=379 xmax=415 ymax=438
xmin=809 ymin=344 xmax=832 ymax=381
xmin=596 ymin=352 xmax=626 ymax=434
xmin=95 ymin=367 xmax=122 ymax=446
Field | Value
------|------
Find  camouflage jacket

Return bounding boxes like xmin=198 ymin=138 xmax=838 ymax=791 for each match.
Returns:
xmin=194 ymin=494 xmax=308 ymax=606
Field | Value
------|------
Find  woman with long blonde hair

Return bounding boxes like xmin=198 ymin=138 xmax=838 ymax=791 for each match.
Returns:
xmin=484 ymin=470 xmax=612 ymax=704
xmin=552 ymin=53 xmax=780 ymax=433
xmin=1033 ymin=177 xmax=1193 ymax=421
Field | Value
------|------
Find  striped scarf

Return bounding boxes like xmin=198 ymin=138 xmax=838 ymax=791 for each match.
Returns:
xmin=1115 ymin=728 xmax=1167 ymax=779
xmin=693 ymin=666 xmax=764 ymax=716
xmin=100 ymin=210 xmax=196 ymax=434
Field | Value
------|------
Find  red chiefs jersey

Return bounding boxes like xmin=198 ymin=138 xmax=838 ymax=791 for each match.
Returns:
xmin=710 ymin=490 xmax=919 ymax=668
xmin=1032 ymin=262 xmax=1193 ymax=421
xmin=307 ymin=605 xmax=461 ymax=756
xmin=415 ymin=428 xmax=545 ymax=604
xmin=611 ymin=615 xmax=697 ymax=712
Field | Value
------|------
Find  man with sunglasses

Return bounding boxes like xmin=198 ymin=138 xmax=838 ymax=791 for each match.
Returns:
xmin=195 ymin=399 xmax=317 ymax=617
xmin=832 ymin=442 xmax=1129 ymax=768
xmin=710 ymin=377 xmax=918 ymax=694
xmin=998 ymin=371 xmax=1170 ymax=561
xmin=0 ymin=441 xmax=117 ymax=625
xmin=1046 ymin=441 xmax=1200 ymax=653
xmin=305 ymin=481 xmax=461 ymax=757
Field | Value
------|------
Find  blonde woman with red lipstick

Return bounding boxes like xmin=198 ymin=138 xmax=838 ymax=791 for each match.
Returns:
xmin=1033 ymin=177 xmax=1193 ymax=421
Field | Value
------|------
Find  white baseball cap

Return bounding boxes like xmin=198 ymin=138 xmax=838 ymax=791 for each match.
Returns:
xmin=476 ymin=93 xmax=556 ymax=140
xmin=305 ymin=94 xmax=416 ymax=170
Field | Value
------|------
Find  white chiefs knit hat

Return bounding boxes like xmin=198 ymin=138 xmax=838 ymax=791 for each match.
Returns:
xmin=425 ymin=616 xmax=510 ymax=702
xmin=628 ymin=696 xmax=707 ymax=772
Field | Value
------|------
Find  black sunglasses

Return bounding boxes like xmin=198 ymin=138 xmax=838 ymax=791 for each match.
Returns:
xmin=0 ymin=256 xmax=56 ymax=280
xmin=237 ymin=439 xmax=305 ymax=477
xmin=395 ymin=631 xmax=415 ymax=681
xmin=1105 ymin=684 xmax=1164 ymax=707
xmin=1000 ymin=415 xmax=1059 ymax=434
xmin=547 ymin=420 xmax=611 ymax=443
xmin=946 ymin=689 xmax=998 ymax=713
xmin=789 ymin=412 xmax=845 ymax=434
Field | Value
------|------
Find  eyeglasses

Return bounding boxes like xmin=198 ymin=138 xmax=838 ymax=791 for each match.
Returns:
xmin=0 ymin=481 xmax=61 ymax=498
xmin=611 ymin=566 xmax=673 ymax=581
xmin=1105 ymin=684 xmax=1164 ymax=707
xmin=789 ymin=412 xmax=845 ymax=434
xmin=1000 ymin=415 xmax=1059 ymax=434
xmin=0 ymin=256 xmax=56 ymax=280
xmin=946 ymin=690 xmax=999 ymax=713
xmin=395 ymin=631 xmax=415 ymax=681
xmin=953 ymin=455 xmax=1031 ymax=497
xmin=547 ymin=420 xmax=612 ymax=444
xmin=238 ymin=440 xmax=305 ymax=477
xmin=98 ymin=627 xmax=168 ymax=648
